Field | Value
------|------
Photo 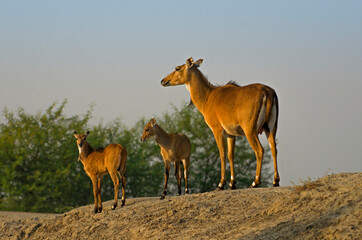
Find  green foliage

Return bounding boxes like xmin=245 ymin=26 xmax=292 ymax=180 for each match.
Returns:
xmin=0 ymin=101 xmax=273 ymax=213
xmin=0 ymin=100 xmax=93 ymax=213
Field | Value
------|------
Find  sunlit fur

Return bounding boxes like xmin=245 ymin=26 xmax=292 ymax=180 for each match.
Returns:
xmin=161 ymin=57 xmax=280 ymax=189
xmin=74 ymin=131 xmax=127 ymax=213
xmin=140 ymin=118 xmax=191 ymax=199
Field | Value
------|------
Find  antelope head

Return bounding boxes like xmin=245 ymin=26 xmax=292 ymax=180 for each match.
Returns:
xmin=140 ymin=118 xmax=157 ymax=142
xmin=161 ymin=57 xmax=203 ymax=87
xmin=74 ymin=130 xmax=90 ymax=155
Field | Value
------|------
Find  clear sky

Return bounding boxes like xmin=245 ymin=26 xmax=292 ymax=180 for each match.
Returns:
xmin=1 ymin=1 xmax=361 ymax=186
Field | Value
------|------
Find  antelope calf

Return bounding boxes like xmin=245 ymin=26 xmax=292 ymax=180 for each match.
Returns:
xmin=74 ymin=131 xmax=127 ymax=213
xmin=140 ymin=118 xmax=191 ymax=199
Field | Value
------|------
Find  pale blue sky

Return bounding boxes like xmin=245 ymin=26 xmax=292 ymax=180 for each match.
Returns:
xmin=1 ymin=1 xmax=361 ymax=185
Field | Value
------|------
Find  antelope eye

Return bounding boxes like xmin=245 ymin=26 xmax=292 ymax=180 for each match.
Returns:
xmin=175 ymin=67 xmax=180 ymax=71
xmin=145 ymin=129 xmax=149 ymax=132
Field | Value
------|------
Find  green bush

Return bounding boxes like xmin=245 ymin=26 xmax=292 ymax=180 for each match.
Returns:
xmin=0 ymin=101 xmax=272 ymax=213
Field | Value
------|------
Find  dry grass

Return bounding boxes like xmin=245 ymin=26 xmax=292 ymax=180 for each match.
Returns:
xmin=292 ymin=176 xmax=322 ymax=192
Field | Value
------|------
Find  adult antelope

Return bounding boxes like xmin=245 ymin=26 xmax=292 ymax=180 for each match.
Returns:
xmin=73 ymin=131 xmax=127 ymax=213
xmin=140 ymin=118 xmax=191 ymax=199
xmin=161 ymin=57 xmax=279 ymax=190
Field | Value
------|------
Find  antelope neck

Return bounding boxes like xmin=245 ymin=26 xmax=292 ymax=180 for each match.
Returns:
xmin=188 ymin=69 xmax=214 ymax=112
xmin=153 ymin=124 xmax=171 ymax=148
xmin=79 ymin=142 xmax=94 ymax=163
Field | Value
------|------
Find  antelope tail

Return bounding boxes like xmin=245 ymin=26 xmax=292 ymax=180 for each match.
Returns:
xmin=117 ymin=146 xmax=127 ymax=172
xmin=268 ymin=94 xmax=279 ymax=133
xmin=257 ymin=95 xmax=267 ymax=134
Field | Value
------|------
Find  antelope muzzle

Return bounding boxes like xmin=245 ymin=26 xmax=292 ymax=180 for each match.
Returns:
xmin=161 ymin=79 xmax=171 ymax=87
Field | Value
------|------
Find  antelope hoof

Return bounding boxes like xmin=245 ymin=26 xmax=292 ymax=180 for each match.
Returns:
xmin=273 ymin=181 xmax=280 ymax=187
xmin=112 ymin=203 xmax=117 ymax=210
xmin=160 ymin=190 xmax=167 ymax=199
xmin=93 ymin=207 xmax=99 ymax=214
xmin=229 ymin=182 xmax=237 ymax=190
xmin=249 ymin=181 xmax=259 ymax=188
xmin=121 ymin=199 xmax=125 ymax=206
xmin=185 ymin=189 xmax=189 ymax=194
xmin=214 ymin=182 xmax=225 ymax=191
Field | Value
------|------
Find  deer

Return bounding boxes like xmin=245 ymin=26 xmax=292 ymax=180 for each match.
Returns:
xmin=73 ymin=131 xmax=127 ymax=213
xmin=140 ymin=118 xmax=191 ymax=199
xmin=161 ymin=57 xmax=280 ymax=190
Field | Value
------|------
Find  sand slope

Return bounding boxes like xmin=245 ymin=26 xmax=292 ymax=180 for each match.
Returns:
xmin=0 ymin=172 xmax=361 ymax=240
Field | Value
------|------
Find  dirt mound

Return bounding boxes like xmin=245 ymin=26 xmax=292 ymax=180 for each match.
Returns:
xmin=1 ymin=172 xmax=361 ymax=240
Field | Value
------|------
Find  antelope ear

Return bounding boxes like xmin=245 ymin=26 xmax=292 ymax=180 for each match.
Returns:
xmin=193 ymin=58 xmax=203 ymax=68
xmin=150 ymin=118 xmax=156 ymax=126
xmin=186 ymin=57 xmax=194 ymax=69
xmin=74 ymin=131 xmax=78 ymax=139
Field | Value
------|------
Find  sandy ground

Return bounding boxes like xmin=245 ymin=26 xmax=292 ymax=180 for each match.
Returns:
xmin=0 ymin=172 xmax=361 ymax=240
